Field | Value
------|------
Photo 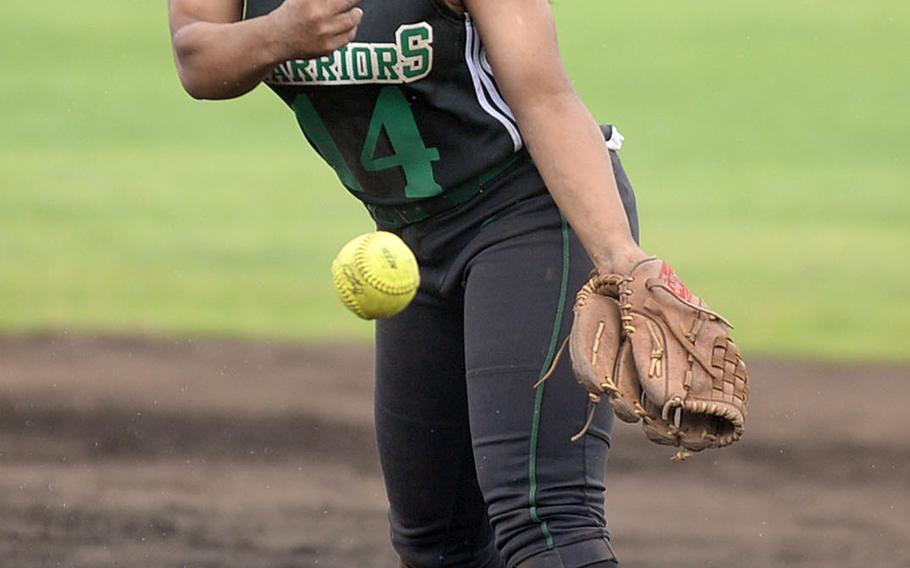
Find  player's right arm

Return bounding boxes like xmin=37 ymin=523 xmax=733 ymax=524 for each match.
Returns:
xmin=168 ymin=0 xmax=362 ymax=100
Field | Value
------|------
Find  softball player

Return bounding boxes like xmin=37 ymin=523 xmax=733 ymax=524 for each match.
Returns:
xmin=168 ymin=1 xmax=648 ymax=566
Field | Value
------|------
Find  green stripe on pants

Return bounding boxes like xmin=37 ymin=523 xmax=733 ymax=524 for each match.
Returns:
xmin=528 ymin=215 xmax=571 ymax=550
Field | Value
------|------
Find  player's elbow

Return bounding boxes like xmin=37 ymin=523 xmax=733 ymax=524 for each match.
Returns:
xmin=171 ymin=31 xmax=228 ymax=100
xmin=172 ymin=42 xmax=208 ymax=99
xmin=175 ymin=68 xmax=210 ymax=100
xmin=501 ymin=71 xmax=577 ymax=120
xmin=509 ymin=87 xmax=580 ymax=129
xmin=174 ymin=62 xmax=241 ymax=101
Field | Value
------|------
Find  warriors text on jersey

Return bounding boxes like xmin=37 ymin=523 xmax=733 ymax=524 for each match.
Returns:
xmin=245 ymin=0 xmax=524 ymax=209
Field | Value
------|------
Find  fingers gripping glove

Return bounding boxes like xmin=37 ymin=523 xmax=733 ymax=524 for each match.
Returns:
xmin=538 ymin=257 xmax=749 ymax=461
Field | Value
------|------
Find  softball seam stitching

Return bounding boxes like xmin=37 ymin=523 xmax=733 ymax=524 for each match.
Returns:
xmin=352 ymin=232 xmax=419 ymax=296
xmin=332 ymin=264 xmax=370 ymax=319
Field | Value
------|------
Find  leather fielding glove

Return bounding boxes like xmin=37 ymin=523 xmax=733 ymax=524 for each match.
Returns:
xmin=539 ymin=257 xmax=749 ymax=462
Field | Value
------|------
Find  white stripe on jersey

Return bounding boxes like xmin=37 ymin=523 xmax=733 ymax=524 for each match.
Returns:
xmin=477 ymin=48 xmax=518 ymax=125
xmin=464 ymin=17 xmax=523 ymax=152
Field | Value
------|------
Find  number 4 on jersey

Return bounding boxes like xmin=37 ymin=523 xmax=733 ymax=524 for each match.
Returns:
xmin=361 ymin=87 xmax=441 ymax=198
xmin=294 ymin=86 xmax=442 ymax=199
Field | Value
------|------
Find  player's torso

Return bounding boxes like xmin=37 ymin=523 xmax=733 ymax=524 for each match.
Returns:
xmin=245 ymin=0 xmax=523 ymax=207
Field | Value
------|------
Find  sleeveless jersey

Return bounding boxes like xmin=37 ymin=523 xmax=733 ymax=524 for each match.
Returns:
xmin=245 ymin=0 xmax=524 ymax=208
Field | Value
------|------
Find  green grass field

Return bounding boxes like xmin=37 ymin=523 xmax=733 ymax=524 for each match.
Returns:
xmin=2 ymin=1 xmax=908 ymax=361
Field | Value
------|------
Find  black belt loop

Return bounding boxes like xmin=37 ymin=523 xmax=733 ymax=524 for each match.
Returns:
xmin=395 ymin=208 xmax=414 ymax=225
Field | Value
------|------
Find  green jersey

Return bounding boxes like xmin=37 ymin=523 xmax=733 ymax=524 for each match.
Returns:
xmin=245 ymin=0 xmax=525 ymax=209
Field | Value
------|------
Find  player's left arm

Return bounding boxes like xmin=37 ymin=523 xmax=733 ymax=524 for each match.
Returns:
xmin=463 ymin=0 xmax=646 ymax=274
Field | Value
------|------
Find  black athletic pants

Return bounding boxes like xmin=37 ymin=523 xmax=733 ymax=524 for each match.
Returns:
xmin=375 ymin=151 xmax=639 ymax=568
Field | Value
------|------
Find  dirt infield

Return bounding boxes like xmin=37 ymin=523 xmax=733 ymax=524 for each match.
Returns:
xmin=1 ymin=334 xmax=908 ymax=567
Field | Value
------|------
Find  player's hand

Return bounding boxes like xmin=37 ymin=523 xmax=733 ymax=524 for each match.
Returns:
xmin=594 ymin=242 xmax=650 ymax=277
xmin=269 ymin=0 xmax=362 ymax=60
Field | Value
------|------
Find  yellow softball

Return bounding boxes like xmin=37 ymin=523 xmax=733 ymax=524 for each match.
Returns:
xmin=331 ymin=231 xmax=420 ymax=320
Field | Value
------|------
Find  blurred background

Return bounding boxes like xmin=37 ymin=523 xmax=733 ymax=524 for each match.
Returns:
xmin=1 ymin=1 xmax=908 ymax=566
